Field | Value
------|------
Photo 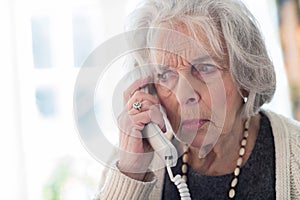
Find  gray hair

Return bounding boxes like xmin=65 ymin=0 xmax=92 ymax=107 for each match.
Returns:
xmin=126 ymin=0 xmax=276 ymax=118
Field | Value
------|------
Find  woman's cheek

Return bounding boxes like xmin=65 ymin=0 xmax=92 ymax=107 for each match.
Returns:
xmin=157 ymin=91 xmax=181 ymax=132
xmin=201 ymin=85 xmax=222 ymax=113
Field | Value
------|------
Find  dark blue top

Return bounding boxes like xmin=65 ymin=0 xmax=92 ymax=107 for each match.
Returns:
xmin=162 ymin=113 xmax=276 ymax=200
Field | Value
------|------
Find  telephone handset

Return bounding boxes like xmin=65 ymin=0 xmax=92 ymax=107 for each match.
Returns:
xmin=137 ymin=73 xmax=178 ymax=167
xmin=134 ymin=66 xmax=191 ymax=199
xmin=132 ymin=63 xmax=178 ymax=167
xmin=142 ymin=104 xmax=178 ymax=167
xmin=141 ymin=85 xmax=192 ymax=200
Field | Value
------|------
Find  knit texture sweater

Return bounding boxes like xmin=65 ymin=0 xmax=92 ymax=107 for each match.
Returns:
xmin=94 ymin=110 xmax=300 ymax=199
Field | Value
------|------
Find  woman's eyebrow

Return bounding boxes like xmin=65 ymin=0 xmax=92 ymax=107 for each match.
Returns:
xmin=190 ymin=56 xmax=215 ymax=64
xmin=156 ymin=65 xmax=170 ymax=71
xmin=155 ymin=56 xmax=213 ymax=71
xmin=190 ymin=56 xmax=227 ymax=68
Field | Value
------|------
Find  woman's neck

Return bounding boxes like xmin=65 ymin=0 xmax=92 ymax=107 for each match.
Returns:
xmin=187 ymin=113 xmax=261 ymax=176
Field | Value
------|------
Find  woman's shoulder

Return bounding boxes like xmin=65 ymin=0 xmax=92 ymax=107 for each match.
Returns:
xmin=260 ymin=109 xmax=300 ymax=134
xmin=261 ymin=110 xmax=300 ymax=198
xmin=260 ymin=109 xmax=300 ymax=156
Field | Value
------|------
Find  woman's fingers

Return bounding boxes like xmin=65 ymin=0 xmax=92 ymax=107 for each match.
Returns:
xmin=118 ymin=104 xmax=165 ymax=137
xmin=123 ymin=76 xmax=152 ymax=103
xmin=129 ymin=105 xmax=166 ymax=131
xmin=117 ymin=76 xmax=167 ymax=175
xmin=130 ymin=90 xmax=159 ymax=104
xmin=128 ymin=99 xmax=158 ymax=114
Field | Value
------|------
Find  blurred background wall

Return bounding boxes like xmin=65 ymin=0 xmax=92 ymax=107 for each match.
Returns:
xmin=278 ymin=0 xmax=300 ymax=119
xmin=0 ymin=0 xmax=298 ymax=199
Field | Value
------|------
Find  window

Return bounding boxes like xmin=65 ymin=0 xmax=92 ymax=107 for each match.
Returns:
xmin=2 ymin=0 xmax=139 ymax=199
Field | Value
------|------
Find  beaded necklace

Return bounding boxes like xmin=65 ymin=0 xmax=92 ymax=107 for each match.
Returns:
xmin=181 ymin=118 xmax=250 ymax=199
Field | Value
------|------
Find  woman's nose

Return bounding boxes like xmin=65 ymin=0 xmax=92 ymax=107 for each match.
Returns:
xmin=175 ymin=76 xmax=200 ymax=106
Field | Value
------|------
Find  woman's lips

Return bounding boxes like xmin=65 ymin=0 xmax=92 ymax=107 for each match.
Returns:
xmin=181 ymin=119 xmax=209 ymax=131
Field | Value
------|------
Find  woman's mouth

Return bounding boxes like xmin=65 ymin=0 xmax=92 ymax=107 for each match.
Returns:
xmin=181 ymin=119 xmax=209 ymax=131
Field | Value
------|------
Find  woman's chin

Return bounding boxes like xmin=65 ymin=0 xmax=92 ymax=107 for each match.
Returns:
xmin=175 ymin=128 xmax=207 ymax=147
xmin=191 ymin=139 xmax=203 ymax=149
xmin=189 ymin=127 xmax=221 ymax=149
xmin=190 ymin=135 xmax=206 ymax=148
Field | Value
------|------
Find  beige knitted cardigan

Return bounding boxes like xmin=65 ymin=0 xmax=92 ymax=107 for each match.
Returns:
xmin=95 ymin=110 xmax=300 ymax=199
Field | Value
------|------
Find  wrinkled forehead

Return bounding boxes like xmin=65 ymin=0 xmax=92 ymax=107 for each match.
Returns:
xmin=146 ymin=24 xmax=226 ymax=67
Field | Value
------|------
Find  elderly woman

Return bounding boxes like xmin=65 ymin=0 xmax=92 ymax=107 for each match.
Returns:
xmin=95 ymin=0 xmax=300 ymax=199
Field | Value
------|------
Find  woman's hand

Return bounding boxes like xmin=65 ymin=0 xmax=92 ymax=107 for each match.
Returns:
xmin=117 ymin=77 xmax=166 ymax=181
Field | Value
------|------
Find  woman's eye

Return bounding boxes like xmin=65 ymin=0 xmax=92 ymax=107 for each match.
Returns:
xmin=192 ymin=64 xmax=220 ymax=82
xmin=157 ymin=70 xmax=177 ymax=81
xmin=194 ymin=64 xmax=217 ymax=74
xmin=156 ymin=69 xmax=179 ymax=89
xmin=158 ymin=72 xmax=168 ymax=80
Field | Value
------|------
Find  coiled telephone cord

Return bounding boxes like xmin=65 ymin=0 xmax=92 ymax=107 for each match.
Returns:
xmin=167 ymin=166 xmax=191 ymax=200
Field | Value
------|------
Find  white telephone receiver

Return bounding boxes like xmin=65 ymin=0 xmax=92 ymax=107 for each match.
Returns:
xmin=141 ymin=87 xmax=178 ymax=167
xmin=131 ymin=65 xmax=178 ymax=167
xmin=138 ymin=73 xmax=192 ymax=200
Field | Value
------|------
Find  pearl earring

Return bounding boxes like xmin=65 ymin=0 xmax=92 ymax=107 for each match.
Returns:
xmin=243 ymin=97 xmax=248 ymax=103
